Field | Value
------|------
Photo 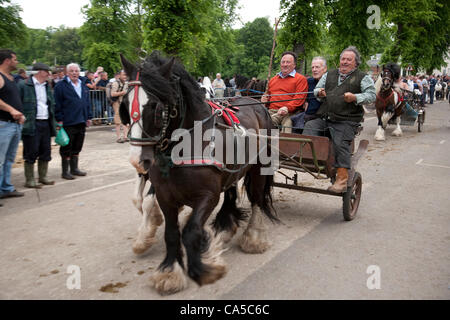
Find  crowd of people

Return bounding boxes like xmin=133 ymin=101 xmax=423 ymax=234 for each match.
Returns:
xmin=399 ymin=74 xmax=449 ymax=104
xmin=0 ymin=48 xmax=131 ymax=207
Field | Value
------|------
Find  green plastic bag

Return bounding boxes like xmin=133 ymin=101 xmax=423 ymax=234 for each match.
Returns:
xmin=55 ymin=126 xmax=70 ymax=146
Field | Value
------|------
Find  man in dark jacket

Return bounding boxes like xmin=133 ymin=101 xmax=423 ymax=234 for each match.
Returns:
xmin=428 ymin=75 xmax=436 ymax=104
xmin=19 ymin=63 xmax=57 ymax=188
xmin=54 ymin=63 xmax=92 ymax=180
xmin=303 ymin=46 xmax=376 ymax=193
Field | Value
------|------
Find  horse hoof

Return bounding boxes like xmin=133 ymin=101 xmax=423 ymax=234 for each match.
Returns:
xmin=132 ymin=236 xmax=157 ymax=255
xmin=150 ymin=262 xmax=188 ymax=295
xmin=239 ymin=229 xmax=270 ymax=254
xmin=196 ymin=227 xmax=227 ymax=285
xmin=392 ymin=131 xmax=402 ymax=137
xmin=374 ymin=136 xmax=385 ymax=141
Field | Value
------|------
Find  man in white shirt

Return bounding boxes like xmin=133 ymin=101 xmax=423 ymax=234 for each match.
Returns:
xmin=18 ymin=63 xmax=57 ymax=188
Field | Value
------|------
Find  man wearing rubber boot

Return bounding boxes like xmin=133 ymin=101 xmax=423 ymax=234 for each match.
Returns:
xmin=303 ymin=46 xmax=376 ymax=193
xmin=19 ymin=63 xmax=57 ymax=188
xmin=54 ymin=63 xmax=92 ymax=180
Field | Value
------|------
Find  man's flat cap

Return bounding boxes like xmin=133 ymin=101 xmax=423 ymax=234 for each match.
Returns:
xmin=32 ymin=63 xmax=51 ymax=72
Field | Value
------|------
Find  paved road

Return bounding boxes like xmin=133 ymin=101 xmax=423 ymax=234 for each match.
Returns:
xmin=1 ymin=100 xmax=449 ymax=300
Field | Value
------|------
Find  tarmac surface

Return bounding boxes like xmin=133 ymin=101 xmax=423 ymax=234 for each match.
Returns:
xmin=0 ymin=99 xmax=449 ymax=300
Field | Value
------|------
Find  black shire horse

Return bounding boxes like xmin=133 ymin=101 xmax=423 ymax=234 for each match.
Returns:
xmin=119 ymin=52 xmax=278 ymax=295
xmin=235 ymin=74 xmax=267 ymax=98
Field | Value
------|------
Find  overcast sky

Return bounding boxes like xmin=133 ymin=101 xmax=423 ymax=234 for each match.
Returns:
xmin=12 ymin=0 xmax=280 ymax=30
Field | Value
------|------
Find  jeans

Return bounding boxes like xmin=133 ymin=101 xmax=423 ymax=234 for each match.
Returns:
xmin=0 ymin=121 xmax=22 ymax=195
xmin=93 ymin=98 xmax=103 ymax=118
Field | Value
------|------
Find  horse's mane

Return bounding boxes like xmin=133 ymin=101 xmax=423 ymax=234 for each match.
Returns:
xmin=140 ymin=51 xmax=205 ymax=107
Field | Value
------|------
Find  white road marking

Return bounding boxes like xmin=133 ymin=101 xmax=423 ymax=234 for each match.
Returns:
xmin=439 ymin=140 xmax=446 ymax=144
xmin=365 ymin=117 xmax=377 ymax=121
xmin=416 ymin=159 xmax=450 ymax=169
xmin=62 ymin=179 xmax=135 ymax=199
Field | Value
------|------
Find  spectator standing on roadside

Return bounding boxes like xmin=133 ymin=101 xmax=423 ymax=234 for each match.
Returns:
xmin=0 ymin=49 xmax=26 ymax=202
xmin=54 ymin=63 xmax=92 ymax=180
xmin=110 ymin=72 xmax=120 ymax=83
xmin=420 ymin=75 xmax=428 ymax=104
xmin=212 ymin=73 xmax=226 ymax=98
xmin=18 ymin=63 xmax=57 ymax=188
xmin=428 ymin=75 xmax=436 ymax=104
xmin=14 ymin=68 xmax=27 ymax=83
xmin=94 ymin=66 xmax=103 ymax=80
xmin=110 ymin=70 xmax=129 ymax=143
xmin=93 ymin=71 xmax=109 ymax=124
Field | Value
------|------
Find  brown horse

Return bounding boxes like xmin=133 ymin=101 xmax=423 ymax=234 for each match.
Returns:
xmin=119 ymin=52 xmax=278 ymax=295
xmin=374 ymin=65 xmax=405 ymax=141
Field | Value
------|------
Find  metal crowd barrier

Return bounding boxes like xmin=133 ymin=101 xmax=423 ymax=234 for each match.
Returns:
xmin=89 ymin=90 xmax=113 ymax=125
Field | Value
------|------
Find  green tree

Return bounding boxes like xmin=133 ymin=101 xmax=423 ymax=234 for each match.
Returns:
xmin=13 ymin=28 xmax=51 ymax=66
xmin=79 ymin=0 xmax=137 ymax=74
xmin=231 ymin=17 xmax=273 ymax=78
xmin=279 ymin=0 xmax=330 ymax=73
xmin=142 ymin=0 xmax=238 ymax=75
xmin=382 ymin=0 xmax=449 ymax=73
xmin=46 ymin=27 xmax=83 ymax=66
xmin=0 ymin=0 xmax=28 ymax=48
xmin=325 ymin=0 xmax=389 ymax=69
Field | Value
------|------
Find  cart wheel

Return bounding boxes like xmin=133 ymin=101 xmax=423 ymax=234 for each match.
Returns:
xmin=343 ymin=172 xmax=362 ymax=221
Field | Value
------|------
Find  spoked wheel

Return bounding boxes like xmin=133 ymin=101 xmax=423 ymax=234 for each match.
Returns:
xmin=342 ymin=172 xmax=362 ymax=221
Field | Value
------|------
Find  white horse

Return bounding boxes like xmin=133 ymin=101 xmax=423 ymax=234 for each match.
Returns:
xmin=200 ymin=76 xmax=215 ymax=99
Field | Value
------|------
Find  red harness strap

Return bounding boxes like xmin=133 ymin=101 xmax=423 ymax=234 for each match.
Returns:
xmin=207 ymin=101 xmax=241 ymax=127
xmin=376 ymin=89 xmax=394 ymax=106
xmin=131 ymin=72 xmax=141 ymax=122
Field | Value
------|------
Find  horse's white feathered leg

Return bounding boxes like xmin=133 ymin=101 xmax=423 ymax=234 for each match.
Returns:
xmin=150 ymin=261 xmax=188 ymax=295
xmin=239 ymin=205 xmax=270 ymax=253
xmin=132 ymin=174 xmax=146 ymax=213
xmin=392 ymin=116 xmax=403 ymax=136
xmin=381 ymin=111 xmax=393 ymax=129
xmin=374 ymin=125 xmax=386 ymax=141
xmin=133 ymin=191 xmax=164 ymax=255
xmin=197 ymin=226 xmax=227 ymax=285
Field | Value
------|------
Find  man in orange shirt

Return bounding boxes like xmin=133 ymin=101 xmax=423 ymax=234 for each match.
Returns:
xmin=261 ymin=51 xmax=308 ymax=133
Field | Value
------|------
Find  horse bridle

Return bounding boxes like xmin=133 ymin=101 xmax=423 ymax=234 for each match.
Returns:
xmin=127 ymin=71 xmax=185 ymax=150
xmin=381 ymin=69 xmax=394 ymax=90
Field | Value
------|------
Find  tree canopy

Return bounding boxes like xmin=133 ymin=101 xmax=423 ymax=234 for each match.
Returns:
xmin=0 ymin=0 xmax=28 ymax=48
xmin=5 ymin=0 xmax=450 ymax=76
